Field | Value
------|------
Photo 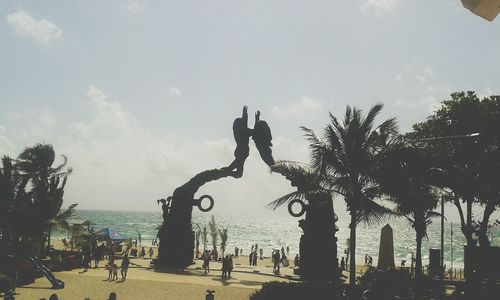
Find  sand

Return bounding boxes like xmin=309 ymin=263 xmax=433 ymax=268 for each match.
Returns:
xmin=15 ymin=242 xmax=297 ymax=300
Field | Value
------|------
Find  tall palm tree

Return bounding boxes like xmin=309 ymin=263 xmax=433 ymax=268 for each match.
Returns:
xmin=376 ymin=145 xmax=440 ymax=287
xmin=303 ymin=104 xmax=398 ymax=286
xmin=219 ymin=228 xmax=228 ymax=258
xmin=208 ymin=215 xmax=218 ymax=253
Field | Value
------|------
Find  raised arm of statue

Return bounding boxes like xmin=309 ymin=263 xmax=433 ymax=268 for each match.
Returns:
xmin=252 ymin=110 xmax=275 ymax=166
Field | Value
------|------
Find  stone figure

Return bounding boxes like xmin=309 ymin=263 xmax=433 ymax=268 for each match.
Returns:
xmin=225 ymin=106 xmax=252 ymax=178
xmin=155 ymin=106 xmax=276 ymax=270
xmin=252 ymin=111 xmax=275 ymax=166
xmin=157 ymin=197 xmax=172 ymax=221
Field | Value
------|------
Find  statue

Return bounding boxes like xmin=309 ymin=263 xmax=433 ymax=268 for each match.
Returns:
xmin=225 ymin=106 xmax=252 ymax=178
xmin=155 ymin=106 xmax=275 ymax=269
xmin=252 ymin=111 xmax=275 ymax=166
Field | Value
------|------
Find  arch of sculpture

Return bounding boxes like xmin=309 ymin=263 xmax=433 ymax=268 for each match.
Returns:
xmin=154 ymin=106 xmax=338 ymax=282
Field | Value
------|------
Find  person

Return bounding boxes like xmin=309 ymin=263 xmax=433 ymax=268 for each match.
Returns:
xmin=225 ymin=106 xmax=252 ymax=178
xmin=108 ymin=292 xmax=117 ymax=300
xmin=272 ymin=250 xmax=280 ymax=274
xmin=228 ymin=255 xmax=234 ymax=279
xmin=148 ymin=247 xmax=154 ymax=258
xmin=294 ymin=254 xmax=300 ymax=268
xmin=221 ymin=255 xmax=228 ymax=279
xmin=240 ymin=248 xmax=243 ymax=256
xmin=401 ymin=260 xmax=406 ymax=268
xmin=234 ymin=247 xmax=239 ymax=257
xmin=202 ymin=250 xmax=210 ymax=274
xmin=286 ymin=246 xmax=290 ymax=257
xmin=368 ymin=255 xmax=373 ymax=266
xmin=139 ymin=246 xmax=146 ymax=258
xmin=252 ymin=251 xmax=258 ymax=266
xmin=340 ymin=257 xmax=345 ymax=271
xmin=365 ymin=254 xmax=368 ymax=266
xmin=120 ymin=254 xmax=130 ymax=281
xmin=107 ymin=256 xmax=115 ymax=280
xmin=248 ymin=251 xmax=253 ymax=265
xmin=93 ymin=244 xmax=102 ymax=268
xmin=112 ymin=264 xmax=118 ymax=281
xmin=259 ymin=248 xmax=263 ymax=260
xmin=48 ymin=294 xmax=59 ymax=300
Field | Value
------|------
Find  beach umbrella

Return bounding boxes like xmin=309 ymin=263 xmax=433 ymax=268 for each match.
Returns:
xmin=461 ymin=0 xmax=500 ymax=21
xmin=94 ymin=227 xmax=128 ymax=242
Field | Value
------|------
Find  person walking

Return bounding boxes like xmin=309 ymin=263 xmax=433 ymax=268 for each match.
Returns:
xmin=120 ymin=254 xmax=130 ymax=281
xmin=202 ymin=250 xmax=210 ymax=274
xmin=221 ymin=255 xmax=228 ymax=279
xmin=228 ymin=255 xmax=234 ymax=279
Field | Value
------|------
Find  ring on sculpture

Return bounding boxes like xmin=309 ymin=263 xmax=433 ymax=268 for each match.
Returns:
xmin=288 ymin=199 xmax=306 ymax=217
xmin=194 ymin=195 xmax=214 ymax=212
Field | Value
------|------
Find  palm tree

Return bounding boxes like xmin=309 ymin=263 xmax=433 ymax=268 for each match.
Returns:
xmin=202 ymin=227 xmax=208 ymax=252
xmin=194 ymin=224 xmax=201 ymax=258
xmin=219 ymin=228 xmax=228 ymax=258
xmin=303 ymin=104 xmax=398 ymax=286
xmin=208 ymin=216 xmax=218 ymax=253
xmin=376 ymin=145 xmax=440 ymax=287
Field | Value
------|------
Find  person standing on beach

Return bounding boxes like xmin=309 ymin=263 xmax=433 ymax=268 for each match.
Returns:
xmin=139 ymin=246 xmax=146 ymax=258
xmin=259 ymin=248 xmax=263 ymax=260
xmin=249 ymin=251 xmax=253 ymax=265
xmin=340 ymin=257 xmax=345 ymax=271
xmin=228 ymin=255 xmax=234 ymax=279
xmin=120 ymin=254 xmax=130 ymax=281
xmin=221 ymin=256 xmax=228 ymax=279
xmin=148 ymin=247 xmax=154 ymax=258
xmin=252 ymin=251 xmax=258 ymax=266
xmin=202 ymin=250 xmax=210 ymax=274
xmin=286 ymin=246 xmax=289 ymax=257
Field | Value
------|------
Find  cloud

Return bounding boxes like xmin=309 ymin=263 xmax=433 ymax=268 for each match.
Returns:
xmin=6 ymin=10 xmax=62 ymax=45
xmin=168 ymin=87 xmax=181 ymax=97
xmin=360 ymin=0 xmax=399 ymax=16
xmin=0 ymin=126 xmax=15 ymax=156
xmin=272 ymin=97 xmax=323 ymax=117
xmin=393 ymin=62 xmax=449 ymax=113
xmin=124 ymin=1 xmax=145 ymax=13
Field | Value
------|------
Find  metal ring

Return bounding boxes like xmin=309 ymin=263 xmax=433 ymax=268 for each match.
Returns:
xmin=196 ymin=195 xmax=214 ymax=212
xmin=288 ymin=199 xmax=306 ymax=217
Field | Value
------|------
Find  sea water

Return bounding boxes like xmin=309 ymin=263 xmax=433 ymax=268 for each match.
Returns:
xmin=53 ymin=209 xmax=500 ymax=269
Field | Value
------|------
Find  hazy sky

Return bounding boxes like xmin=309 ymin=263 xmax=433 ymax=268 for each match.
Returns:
xmin=1 ymin=1 xmax=499 ymax=218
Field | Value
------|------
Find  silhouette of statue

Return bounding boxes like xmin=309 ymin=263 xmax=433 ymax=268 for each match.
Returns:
xmin=252 ymin=111 xmax=275 ymax=166
xmin=157 ymin=197 xmax=172 ymax=221
xmin=156 ymin=106 xmax=276 ymax=270
xmin=225 ymin=106 xmax=252 ymax=178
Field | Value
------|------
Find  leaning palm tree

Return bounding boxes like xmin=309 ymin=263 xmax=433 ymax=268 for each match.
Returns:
xmin=376 ymin=145 xmax=440 ymax=288
xmin=303 ymin=104 xmax=398 ymax=286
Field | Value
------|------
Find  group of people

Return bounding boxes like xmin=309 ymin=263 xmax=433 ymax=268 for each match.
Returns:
xmin=221 ymin=255 xmax=234 ymax=279
xmin=105 ymin=253 xmax=130 ymax=282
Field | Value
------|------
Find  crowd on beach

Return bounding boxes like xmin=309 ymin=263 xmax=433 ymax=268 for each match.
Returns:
xmin=79 ymin=238 xmax=155 ymax=283
xmin=199 ymin=244 xmax=297 ymax=279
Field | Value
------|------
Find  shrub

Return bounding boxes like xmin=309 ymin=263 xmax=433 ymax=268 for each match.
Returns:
xmin=0 ymin=272 xmax=13 ymax=293
xmin=359 ymin=267 xmax=411 ymax=299
xmin=250 ymin=281 xmax=342 ymax=300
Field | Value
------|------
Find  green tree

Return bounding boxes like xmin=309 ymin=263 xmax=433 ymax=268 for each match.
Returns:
xmin=303 ymin=104 xmax=398 ymax=286
xmin=219 ymin=228 xmax=228 ymax=258
xmin=376 ymin=145 xmax=440 ymax=287
xmin=208 ymin=215 xmax=218 ymax=252
xmin=408 ymin=92 xmax=500 ymax=247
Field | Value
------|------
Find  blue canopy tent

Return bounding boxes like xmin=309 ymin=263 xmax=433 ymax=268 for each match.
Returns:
xmin=94 ymin=227 xmax=128 ymax=243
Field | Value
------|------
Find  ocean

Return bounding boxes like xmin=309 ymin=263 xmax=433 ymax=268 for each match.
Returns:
xmin=53 ymin=209 xmax=500 ymax=269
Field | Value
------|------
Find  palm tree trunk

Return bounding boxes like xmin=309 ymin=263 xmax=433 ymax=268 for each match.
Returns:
xmin=415 ymin=233 xmax=423 ymax=293
xmin=349 ymin=210 xmax=357 ymax=286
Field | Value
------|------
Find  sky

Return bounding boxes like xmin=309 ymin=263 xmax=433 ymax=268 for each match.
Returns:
xmin=0 ymin=1 xmax=499 ymax=219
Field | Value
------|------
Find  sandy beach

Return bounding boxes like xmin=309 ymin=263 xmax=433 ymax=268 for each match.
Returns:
xmin=14 ymin=241 xmax=297 ymax=300
xmin=12 ymin=240 xmax=377 ymax=299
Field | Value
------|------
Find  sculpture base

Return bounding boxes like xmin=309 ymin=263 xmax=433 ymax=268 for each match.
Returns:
xmin=155 ymin=224 xmax=194 ymax=270
xmin=299 ymin=234 xmax=337 ymax=281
